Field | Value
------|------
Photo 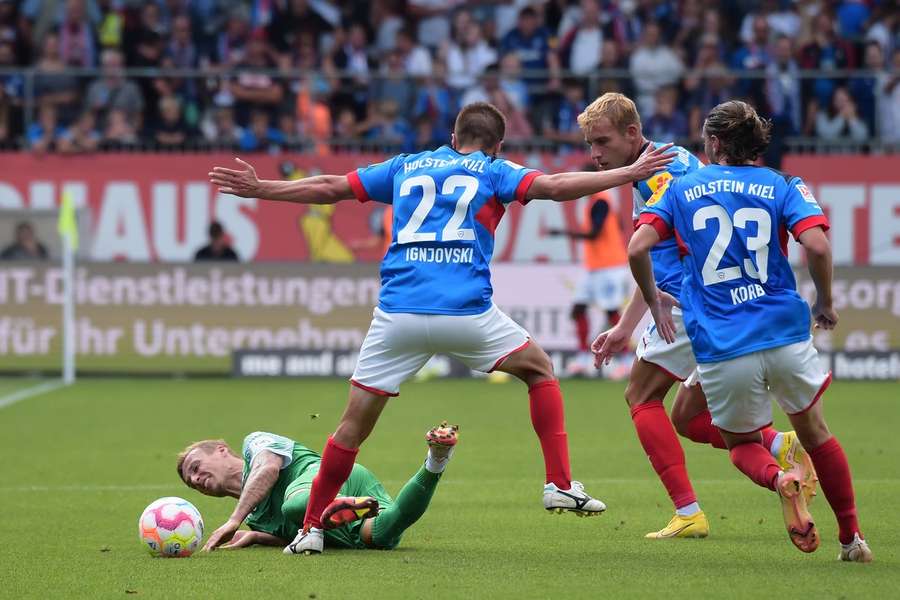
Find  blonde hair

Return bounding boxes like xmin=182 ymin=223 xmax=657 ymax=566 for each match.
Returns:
xmin=176 ymin=439 xmax=233 ymax=482
xmin=577 ymin=92 xmax=642 ymax=133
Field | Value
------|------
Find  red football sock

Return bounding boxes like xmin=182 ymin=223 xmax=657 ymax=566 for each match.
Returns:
xmin=302 ymin=436 xmax=358 ymax=530
xmin=684 ymin=410 xmax=728 ymax=449
xmin=529 ymin=380 xmax=572 ymax=488
xmin=760 ymin=427 xmax=779 ymax=452
xmin=574 ymin=313 xmax=590 ymax=352
xmin=729 ymin=442 xmax=780 ymax=491
xmin=630 ymin=401 xmax=697 ymax=509
xmin=808 ymin=436 xmax=862 ymax=544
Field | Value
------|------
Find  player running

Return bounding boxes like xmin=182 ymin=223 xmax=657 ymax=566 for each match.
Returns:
xmin=180 ymin=423 xmax=459 ymax=552
xmin=630 ymin=100 xmax=871 ymax=561
xmin=209 ymin=101 xmax=675 ymax=555
xmin=583 ymin=93 xmax=810 ymax=539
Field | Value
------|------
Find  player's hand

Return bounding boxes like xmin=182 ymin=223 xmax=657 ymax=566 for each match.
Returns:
xmin=209 ymin=157 xmax=261 ymax=197
xmin=628 ymin=143 xmax=676 ymax=181
xmin=219 ymin=529 xmax=257 ymax=550
xmin=648 ymin=292 xmax=677 ymax=344
xmin=812 ymin=302 xmax=838 ymax=330
xmin=591 ymin=326 xmax=630 ymax=368
xmin=202 ymin=518 xmax=241 ymax=552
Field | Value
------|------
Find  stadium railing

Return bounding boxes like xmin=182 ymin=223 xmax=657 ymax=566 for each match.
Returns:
xmin=0 ymin=66 xmax=896 ymax=156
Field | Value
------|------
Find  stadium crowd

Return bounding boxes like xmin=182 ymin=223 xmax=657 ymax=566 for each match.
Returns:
xmin=0 ymin=0 xmax=897 ymax=154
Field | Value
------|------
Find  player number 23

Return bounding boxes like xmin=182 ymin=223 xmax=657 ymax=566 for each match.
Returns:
xmin=693 ymin=205 xmax=771 ymax=286
xmin=397 ymin=175 xmax=478 ymax=244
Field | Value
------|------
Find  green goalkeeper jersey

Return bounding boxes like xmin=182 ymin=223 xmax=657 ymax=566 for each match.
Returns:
xmin=241 ymin=432 xmax=393 ymax=548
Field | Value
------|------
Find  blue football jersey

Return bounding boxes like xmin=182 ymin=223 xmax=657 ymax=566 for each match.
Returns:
xmin=631 ymin=142 xmax=704 ymax=297
xmin=639 ymin=165 xmax=829 ymax=363
xmin=347 ymin=145 xmax=541 ymax=315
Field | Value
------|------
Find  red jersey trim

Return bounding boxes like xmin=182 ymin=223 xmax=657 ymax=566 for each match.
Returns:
xmin=515 ymin=170 xmax=543 ymax=205
xmin=636 ymin=212 xmax=673 ymax=240
xmin=791 ymin=215 xmax=830 ymax=240
xmin=346 ymin=170 xmax=371 ymax=203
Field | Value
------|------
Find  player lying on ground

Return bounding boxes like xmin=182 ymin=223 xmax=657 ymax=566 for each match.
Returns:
xmin=210 ymin=101 xmax=675 ymax=555
xmin=177 ymin=423 xmax=458 ymax=552
xmin=582 ymin=92 xmax=813 ymax=540
xmin=630 ymin=99 xmax=871 ymax=562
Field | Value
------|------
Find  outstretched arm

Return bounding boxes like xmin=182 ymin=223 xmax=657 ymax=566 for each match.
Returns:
xmin=209 ymin=158 xmax=355 ymax=204
xmin=220 ymin=529 xmax=288 ymax=549
xmin=526 ymin=144 xmax=674 ymax=202
xmin=203 ymin=451 xmax=282 ymax=551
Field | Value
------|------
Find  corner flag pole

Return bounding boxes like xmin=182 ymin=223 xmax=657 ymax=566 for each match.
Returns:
xmin=58 ymin=191 xmax=78 ymax=386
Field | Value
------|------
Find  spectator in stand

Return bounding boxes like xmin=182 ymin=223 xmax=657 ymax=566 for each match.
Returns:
xmin=461 ymin=64 xmax=533 ymax=140
xmin=0 ymin=40 xmax=23 ymax=144
xmin=395 ymin=26 xmax=432 ymax=78
xmin=58 ymin=110 xmax=100 ymax=154
xmin=444 ymin=14 xmax=497 ymax=91
xmin=101 ymin=107 xmax=139 ymax=148
xmin=239 ymin=108 xmax=285 ymax=152
xmin=800 ymin=12 xmax=856 ymax=134
xmin=409 ymin=0 xmax=462 ymax=50
xmin=360 ymin=99 xmax=412 ymax=147
xmin=85 ymin=48 xmax=144 ymax=129
xmin=369 ymin=48 xmax=416 ymax=117
xmin=215 ymin=6 xmax=251 ymax=67
xmin=1 ymin=222 xmax=49 ymax=260
xmin=201 ymin=105 xmax=244 ymax=149
xmin=884 ymin=48 xmax=900 ymax=143
xmin=557 ymin=0 xmax=604 ymax=77
xmin=27 ymin=102 xmax=67 ymax=152
xmin=731 ymin=15 xmax=773 ymax=109
xmin=629 ymin=20 xmax=684 ymax=117
xmin=848 ymin=41 xmax=887 ymax=136
xmin=541 ymin=77 xmax=587 ymax=148
xmin=498 ymin=52 xmax=529 ymax=110
xmin=56 ymin=0 xmax=98 ymax=68
xmin=333 ymin=106 xmax=360 ymax=141
xmin=739 ymin=0 xmax=802 ymax=44
xmin=816 ymin=86 xmax=869 ymax=142
xmin=835 ymin=0 xmax=871 ymax=40
xmin=329 ymin=22 xmax=375 ymax=118
xmin=864 ymin=6 xmax=897 ymax=55
xmin=230 ymin=29 xmax=283 ymax=126
xmin=500 ymin=7 xmax=558 ymax=84
xmin=267 ymin=0 xmax=334 ymax=55
xmin=409 ymin=113 xmax=443 ymax=152
xmin=167 ymin=13 xmax=199 ymax=69
xmin=370 ymin=0 xmax=404 ymax=55
xmin=593 ymin=38 xmax=632 ymax=97
xmin=644 ymin=85 xmax=688 ymax=143
xmin=0 ymin=0 xmax=30 ymax=65
xmin=412 ymin=59 xmax=456 ymax=140
xmin=194 ymin=221 xmax=239 ymax=262
xmin=277 ymin=110 xmax=301 ymax=147
xmin=33 ymin=31 xmax=82 ymax=124
xmin=150 ymin=95 xmax=195 ymax=149
xmin=684 ymin=36 xmax=734 ymax=140
xmin=766 ymin=35 xmax=803 ymax=135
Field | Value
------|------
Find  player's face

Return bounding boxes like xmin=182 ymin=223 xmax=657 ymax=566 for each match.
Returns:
xmin=182 ymin=447 xmax=230 ymax=497
xmin=583 ymin=118 xmax=640 ymax=170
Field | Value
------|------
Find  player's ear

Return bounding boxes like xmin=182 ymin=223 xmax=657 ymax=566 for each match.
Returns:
xmin=450 ymin=132 xmax=457 ymax=150
xmin=493 ymin=139 xmax=503 ymax=157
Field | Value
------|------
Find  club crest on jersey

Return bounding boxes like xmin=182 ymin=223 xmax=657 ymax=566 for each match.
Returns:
xmin=796 ymin=184 xmax=818 ymax=205
xmin=646 ymin=172 xmax=673 ymax=206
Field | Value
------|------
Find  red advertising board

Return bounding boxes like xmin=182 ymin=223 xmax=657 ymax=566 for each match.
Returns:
xmin=0 ymin=153 xmax=897 ymax=264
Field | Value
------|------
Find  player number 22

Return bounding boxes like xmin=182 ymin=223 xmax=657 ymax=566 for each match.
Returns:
xmin=693 ymin=205 xmax=771 ymax=286
xmin=397 ymin=175 xmax=478 ymax=244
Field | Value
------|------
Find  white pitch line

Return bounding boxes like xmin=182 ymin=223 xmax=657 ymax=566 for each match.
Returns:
xmin=0 ymin=380 xmax=66 ymax=410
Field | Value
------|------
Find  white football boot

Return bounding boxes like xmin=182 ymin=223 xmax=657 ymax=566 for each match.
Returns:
xmin=838 ymin=533 xmax=873 ymax=563
xmin=283 ymin=526 xmax=324 ymax=555
xmin=543 ymin=481 xmax=607 ymax=516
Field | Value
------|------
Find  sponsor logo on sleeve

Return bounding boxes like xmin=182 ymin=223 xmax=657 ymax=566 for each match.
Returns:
xmin=796 ymin=184 xmax=819 ymax=205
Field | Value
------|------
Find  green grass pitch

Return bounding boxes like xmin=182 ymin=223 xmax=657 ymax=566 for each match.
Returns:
xmin=1 ymin=378 xmax=897 ymax=599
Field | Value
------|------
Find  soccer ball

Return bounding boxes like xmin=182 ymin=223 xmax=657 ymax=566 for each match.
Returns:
xmin=138 ymin=497 xmax=204 ymax=557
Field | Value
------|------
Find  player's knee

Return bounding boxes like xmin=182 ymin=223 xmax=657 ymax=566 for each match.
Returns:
xmin=570 ymin=304 xmax=587 ymax=320
xmin=670 ymin=405 xmax=691 ymax=438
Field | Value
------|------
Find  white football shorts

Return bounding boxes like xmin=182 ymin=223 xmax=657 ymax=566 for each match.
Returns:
xmin=634 ymin=307 xmax=696 ymax=381
xmin=697 ymin=338 xmax=832 ymax=434
xmin=572 ymin=265 xmax=630 ymax=311
xmin=351 ymin=304 xmax=530 ymax=396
